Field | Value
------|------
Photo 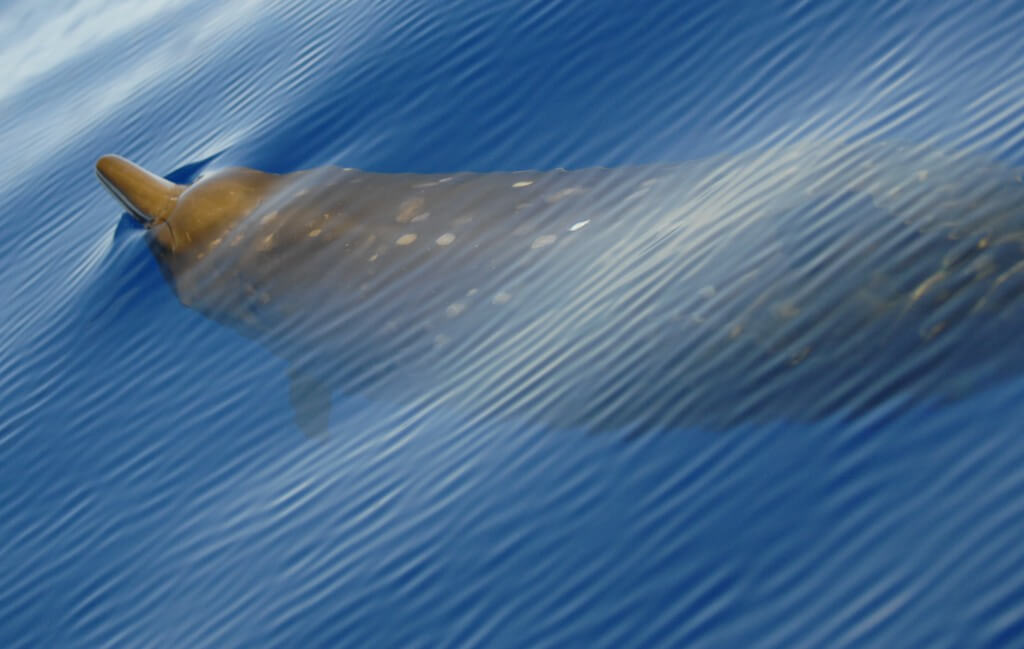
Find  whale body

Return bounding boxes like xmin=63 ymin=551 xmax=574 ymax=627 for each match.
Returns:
xmin=96 ymin=142 xmax=1024 ymax=437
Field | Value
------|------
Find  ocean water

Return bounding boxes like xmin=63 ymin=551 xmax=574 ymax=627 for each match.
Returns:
xmin=2 ymin=1 xmax=1024 ymax=647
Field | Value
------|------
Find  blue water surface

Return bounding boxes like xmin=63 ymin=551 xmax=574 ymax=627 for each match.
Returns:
xmin=2 ymin=1 xmax=1024 ymax=647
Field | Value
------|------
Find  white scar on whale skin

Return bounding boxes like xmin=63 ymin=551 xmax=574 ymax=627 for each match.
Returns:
xmin=546 ymin=187 xmax=585 ymax=203
xmin=531 ymin=234 xmax=557 ymax=249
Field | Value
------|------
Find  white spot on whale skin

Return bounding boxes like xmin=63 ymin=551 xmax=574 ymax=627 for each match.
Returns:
xmin=513 ymin=181 xmax=534 ymax=188
xmin=915 ymin=170 xmax=929 ymax=182
xmin=396 ymin=233 xmax=418 ymax=246
xmin=545 ymin=187 xmax=584 ymax=203
xmin=411 ymin=212 xmax=430 ymax=223
xmin=492 ymin=291 xmax=512 ymax=305
xmin=397 ymin=197 xmax=426 ymax=223
xmin=569 ymin=220 xmax=590 ymax=232
xmin=531 ymin=234 xmax=557 ymax=249
xmin=436 ymin=233 xmax=456 ymax=246
xmin=446 ymin=303 xmax=466 ymax=317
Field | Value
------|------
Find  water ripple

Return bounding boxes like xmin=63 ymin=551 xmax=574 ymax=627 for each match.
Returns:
xmin=3 ymin=1 xmax=1024 ymax=648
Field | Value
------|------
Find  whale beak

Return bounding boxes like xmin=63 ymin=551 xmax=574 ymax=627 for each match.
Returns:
xmin=95 ymin=155 xmax=183 ymax=225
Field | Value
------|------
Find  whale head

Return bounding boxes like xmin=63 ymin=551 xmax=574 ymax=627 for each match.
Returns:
xmin=96 ymin=155 xmax=281 ymax=256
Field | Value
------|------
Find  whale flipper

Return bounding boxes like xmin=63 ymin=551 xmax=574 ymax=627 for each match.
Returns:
xmin=288 ymin=366 xmax=332 ymax=439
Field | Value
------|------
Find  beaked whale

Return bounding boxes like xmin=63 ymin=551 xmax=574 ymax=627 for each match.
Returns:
xmin=96 ymin=143 xmax=1024 ymax=437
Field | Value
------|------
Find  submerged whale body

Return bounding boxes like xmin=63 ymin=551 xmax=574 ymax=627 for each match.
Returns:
xmin=96 ymin=143 xmax=1024 ymax=437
